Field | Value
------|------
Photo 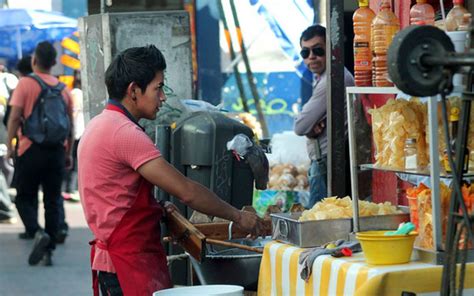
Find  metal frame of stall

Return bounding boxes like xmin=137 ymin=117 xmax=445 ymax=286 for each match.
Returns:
xmin=346 ymin=86 xmax=474 ymax=265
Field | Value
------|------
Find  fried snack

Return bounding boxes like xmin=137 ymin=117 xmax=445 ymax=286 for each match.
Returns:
xmin=369 ymin=98 xmax=428 ymax=170
xmin=298 ymin=196 xmax=401 ymax=221
xmin=415 ymin=182 xmax=451 ymax=250
xmin=238 ymin=112 xmax=263 ymax=139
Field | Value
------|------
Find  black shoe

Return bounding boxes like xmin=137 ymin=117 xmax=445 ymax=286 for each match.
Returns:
xmin=28 ymin=230 xmax=51 ymax=266
xmin=41 ymin=251 xmax=53 ymax=266
xmin=19 ymin=232 xmax=35 ymax=240
xmin=56 ymin=228 xmax=68 ymax=244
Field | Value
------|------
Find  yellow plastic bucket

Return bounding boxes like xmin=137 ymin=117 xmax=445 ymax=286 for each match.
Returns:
xmin=356 ymin=230 xmax=418 ymax=265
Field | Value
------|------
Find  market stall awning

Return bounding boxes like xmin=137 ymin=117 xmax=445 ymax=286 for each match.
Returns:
xmin=0 ymin=9 xmax=77 ymax=68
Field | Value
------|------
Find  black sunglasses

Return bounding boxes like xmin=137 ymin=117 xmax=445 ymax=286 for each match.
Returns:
xmin=300 ymin=47 xmax=325 ymax=59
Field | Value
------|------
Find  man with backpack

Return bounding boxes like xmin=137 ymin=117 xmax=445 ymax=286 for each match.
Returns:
xmin=7 ymin=41 xmax=74 ymax=266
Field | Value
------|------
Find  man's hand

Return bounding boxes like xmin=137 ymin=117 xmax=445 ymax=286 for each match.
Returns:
xmin=235 ymin=210 xmax=266 ymax=239
xmin=162 ymin=201 xmax=179 ymax=216
xmin=312 ymin=120 xmax=325 ymax=136
xmin=306 ymin=120 xmax=325 ymax=139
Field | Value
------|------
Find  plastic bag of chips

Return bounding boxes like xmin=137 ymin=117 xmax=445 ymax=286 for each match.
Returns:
xmin=369 ymin=98 xmax=428 ymax=170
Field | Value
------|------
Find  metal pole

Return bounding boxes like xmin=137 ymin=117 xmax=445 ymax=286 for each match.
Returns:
xmin=217 ymin=0 xmax=250 ymax=113
xmin=228 ymin=0 xmax=269 ymax=138
xmin=100 ymin=0 xmax=105 ymax=14
xmin=346 ymin=89 xmax=360 ymax=232
xmin=326 ymin=0 xmax=347 ymax=197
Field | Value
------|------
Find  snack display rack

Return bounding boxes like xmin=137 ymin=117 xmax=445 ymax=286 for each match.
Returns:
xmin=346 ymin=86 xmax=474 ymax=264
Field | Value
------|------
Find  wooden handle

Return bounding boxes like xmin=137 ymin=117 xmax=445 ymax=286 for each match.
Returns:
xmin=163 ymin=236 xmax=264 ymax=254
xmin=194 ymin=220 xmax=272 ymax=241
xmin=206 ymin=238 xmax=263 ymax=254
xmin=165 ymin=210 xmax=206 ymax=262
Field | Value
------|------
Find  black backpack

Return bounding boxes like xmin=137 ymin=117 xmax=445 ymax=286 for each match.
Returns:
xmin=22 ymin=74 xmax=70 ymax=146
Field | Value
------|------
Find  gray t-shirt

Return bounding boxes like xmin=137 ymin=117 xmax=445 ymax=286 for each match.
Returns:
xmin=294 ymin=68 xmax=355 ymax=160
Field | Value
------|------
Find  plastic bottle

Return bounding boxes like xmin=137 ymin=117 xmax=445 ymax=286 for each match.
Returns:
xmin=353 ymin=0 xmax=376 ymax=86
xmin=371 ymin=0 xmax=400 ymax=87
xmin=410 ymin=0 xmax=435 ymax=26
xmin=445 ymin=0 xmax=471 ymax=31
xmin=404 ymin=138 xmax=419 ymax=171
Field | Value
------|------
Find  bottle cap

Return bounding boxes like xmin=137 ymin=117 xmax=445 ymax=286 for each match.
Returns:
xmin=358 ymin=0 xmax=369 ymax=6
xmin=454 ymin=0 xmax=464 ymax=5
xmin=450 ymin=107 xmax=460 ymax=121
xmin=416 ymin=0 xmax=428 ymax=3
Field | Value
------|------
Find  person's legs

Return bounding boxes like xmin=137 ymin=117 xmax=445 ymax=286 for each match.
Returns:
xmin=40 ymin=145 xmax=65 ymax=251
xmin=56 ymin=192 xmax=68 ymax=244
xmin=308 ymin=157 xmax=328 ymax=208
xmin=14 ymin=148 xmax=41 ymax=236
xmin=0 ymin=172 xmax=15 ymax=222
xmin=98 ymin=271 xmax=124 ymax=296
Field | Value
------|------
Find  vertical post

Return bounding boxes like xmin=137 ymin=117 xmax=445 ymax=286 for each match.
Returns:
xmin=229 ymin=0 xmax=269 ymax=138
xmin=427 ymin=96 xmax=442 ymax=252
xmin=326 ymin=0 xmax=347 ymax=197
xmin=346 ymin=89 xmax=360 ymax=232
xmin=196 ymin=3 xmax=222 ymax=106
xmin=217 ymin=0 xmax=250 ymax=112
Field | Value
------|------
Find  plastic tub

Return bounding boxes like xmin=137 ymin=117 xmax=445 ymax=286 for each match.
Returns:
xmin=356 ymin=230 xmax=418 ymax=265
xmin=153 ymin=285 xmax=244 ymax=296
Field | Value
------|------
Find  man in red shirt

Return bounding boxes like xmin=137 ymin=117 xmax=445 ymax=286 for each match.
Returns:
xmin=78 ymin=45 xmax=265 ymax=296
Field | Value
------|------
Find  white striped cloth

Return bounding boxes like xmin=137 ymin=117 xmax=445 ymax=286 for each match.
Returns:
xmin=258 ymin=241 xmax=474 ymax=296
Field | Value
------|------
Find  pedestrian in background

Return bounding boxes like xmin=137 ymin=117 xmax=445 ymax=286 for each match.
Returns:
xmin=7 ymin=41 xmax=74 ymax=266
xmin=62 ymin=70 xmax=83 ymax=202
xmin=294 ymin=25 xmax=355 ymax=207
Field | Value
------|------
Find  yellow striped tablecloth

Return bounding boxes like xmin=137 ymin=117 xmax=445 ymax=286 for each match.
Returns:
xmin=258 ymin=241 xmax=474 ymax=296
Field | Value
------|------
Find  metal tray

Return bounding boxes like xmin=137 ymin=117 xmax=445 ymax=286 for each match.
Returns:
xmin=270 ymin=212 xmax=352 ymax=248
xmin=270 ymin=210 xmax=410 ymax=248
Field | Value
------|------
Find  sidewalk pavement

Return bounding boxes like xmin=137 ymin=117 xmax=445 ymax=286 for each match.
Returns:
xmin=0 ymin=199 xmax=92 ymax=295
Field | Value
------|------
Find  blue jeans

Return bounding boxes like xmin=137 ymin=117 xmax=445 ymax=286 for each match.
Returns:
xmin=308 ymin=157 xmax=327 ymax=208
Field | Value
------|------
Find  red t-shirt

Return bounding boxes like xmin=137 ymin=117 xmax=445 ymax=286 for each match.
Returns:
xmin=78 ymin=109 xmax=161 ymax=272
xmin=9 ymin=72 xmax=73 ymax=156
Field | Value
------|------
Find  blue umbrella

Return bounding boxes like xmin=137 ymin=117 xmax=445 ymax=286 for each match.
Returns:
xmin=0 ymin=9 xmax=77 ymax=69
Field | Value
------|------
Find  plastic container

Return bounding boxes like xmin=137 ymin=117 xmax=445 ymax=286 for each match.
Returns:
xmin=356 ymin=230 xmax=417 ymax=265
xmin=404 ymin=138 xmax=419 ymax=170
xmin=446 ymin=31 xmax=468 ymax=86
xmin=445 ymin=0 xmax=471 ymax=31
xmin=410 ymin=0 xmax=435 ymax=25
xmin=153 ymin=285 xmax=244 ymax=296
xmin=371 ymin=0 xmax=400 ymax=87
xmin=353 ymin=0 xmax=376 ymax=86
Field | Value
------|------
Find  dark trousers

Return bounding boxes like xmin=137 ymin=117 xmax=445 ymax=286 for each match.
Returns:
xmin=63 ymin=139 xmax=79 ymax=193
xmin=98 ymin=271 xmax=123 ymax=296
xmin=14 ymin=143 xmax=65 ymax=250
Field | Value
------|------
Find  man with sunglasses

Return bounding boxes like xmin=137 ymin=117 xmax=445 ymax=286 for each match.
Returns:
xmin=294 ymin=25 xmax=354 ymax=207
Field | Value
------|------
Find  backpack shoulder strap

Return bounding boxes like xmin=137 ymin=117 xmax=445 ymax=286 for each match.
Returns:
xmin=28 ymin=73 xmax=48 ymax=90
xmin=28 ymin=73 xmax=65 ymax=92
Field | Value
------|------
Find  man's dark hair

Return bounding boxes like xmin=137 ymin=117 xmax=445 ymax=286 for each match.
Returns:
xmin=34 ymin=41 xmax=57 ymax=70
xmin=16 ymin=55 xmax=32 ymax=76
xmin=105 ymin=45 xmax=167 ymax=101
xmin=300 ymin=24 xmax=326 ymax=44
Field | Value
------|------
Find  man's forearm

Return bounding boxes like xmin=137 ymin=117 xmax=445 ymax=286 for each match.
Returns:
xmin=184 ymin=180 xmax=241 ymax=223
xmin=6 ymin=118 xmax=20 ymax=151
